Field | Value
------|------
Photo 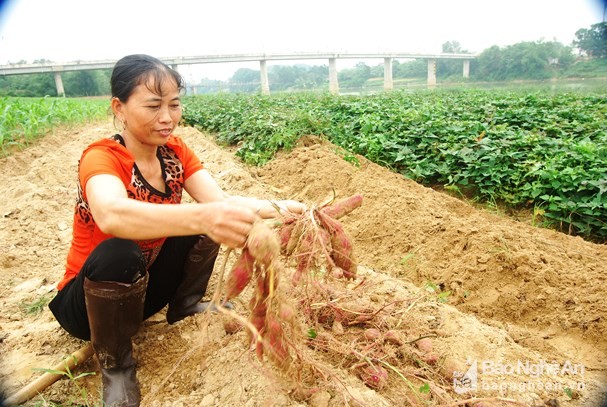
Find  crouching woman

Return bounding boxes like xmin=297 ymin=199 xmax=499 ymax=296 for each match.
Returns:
xmin=48 ymin=54 xmax=305 ymax=406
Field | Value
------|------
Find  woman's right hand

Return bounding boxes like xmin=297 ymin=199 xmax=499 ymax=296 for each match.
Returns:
xmin=200 ymin=201 xmax=258 ymax=249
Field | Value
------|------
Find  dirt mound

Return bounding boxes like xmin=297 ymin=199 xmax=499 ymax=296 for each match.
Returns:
xmin=0 ymin=123 xmax=605 ymax=406
xmin=254 ymin=135 xmax=607 ymax=341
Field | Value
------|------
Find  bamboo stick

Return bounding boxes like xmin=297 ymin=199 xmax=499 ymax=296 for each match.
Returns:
xmin=4 ymin=343 xmax=94 ymax=406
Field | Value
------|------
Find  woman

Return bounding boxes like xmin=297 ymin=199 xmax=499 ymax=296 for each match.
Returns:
xmin=48 ymin=54 xmax=305 ymax=407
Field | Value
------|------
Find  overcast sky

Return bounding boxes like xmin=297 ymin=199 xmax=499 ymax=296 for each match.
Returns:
xmin=0 ymin=0 xmax=604 ymax=80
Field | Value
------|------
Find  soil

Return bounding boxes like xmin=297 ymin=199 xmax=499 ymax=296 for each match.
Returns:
xmin=0 ymin=121 xmax=606 ymax=407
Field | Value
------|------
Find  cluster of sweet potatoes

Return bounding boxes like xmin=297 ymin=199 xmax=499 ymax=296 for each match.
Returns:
xmin=221 ymin=194 xmax=363 ymax=369
xmin=279 ymin=194 xmax=363 ymax=285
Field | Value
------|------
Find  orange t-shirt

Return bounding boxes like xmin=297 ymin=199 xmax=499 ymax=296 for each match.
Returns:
xmin=57 ymin=134 xmax=204 ymax=290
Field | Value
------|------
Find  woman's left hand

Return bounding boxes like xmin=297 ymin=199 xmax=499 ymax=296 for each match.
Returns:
xmin=225 ymin=196 xmax=308 ymax=219
xmin=255 ymin=199 xmax=308 ymax=218
xmin=278 ymin=200 xmax=308 ymax=215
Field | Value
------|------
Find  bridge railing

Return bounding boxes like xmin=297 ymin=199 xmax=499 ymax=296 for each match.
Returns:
xmin=0 ymin=52 xmax=477 ymax=96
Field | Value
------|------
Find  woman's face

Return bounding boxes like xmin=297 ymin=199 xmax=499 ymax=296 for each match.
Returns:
xmin=115 ymin=74 xmax=182 ymax=147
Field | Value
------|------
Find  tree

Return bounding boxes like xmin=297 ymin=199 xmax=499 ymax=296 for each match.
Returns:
xmin=292 ymin=65 xmax=328 ymax=90
xmin=442 ymin=41 xmax=465 ymax=53
xmin=0 ymin=73 xmax=56 ymax=96
xmin=473 ymin=40 xmax=574 ymax=81
xmin=269 ymin=65 xmax=300 ymax=91
xmin=228 ymin=68 xmax=260 ymax=93
xmin=438 ymin=41 xmax=471 ymax=79
xmin=475 ymin=45 xmax=503 ymax=80
xmin=574 ymin=22 xmax=607 ymax=58
xmin=392 ymin=59 xmax=426 ymax=78
xmin=305 ymin=65 xmax=329 ymax=88
xmin=338 ymin=62 xmax=372 ymax=88
xmin=369 ymin=64 xmax=383 ymax=78
xmin=192 ymin=78 xmax=224 ymax=94
xmin=0 ymin=68 xmax=111 ymax=97
xmin=64 ymin=70 xmax=110 ymax=96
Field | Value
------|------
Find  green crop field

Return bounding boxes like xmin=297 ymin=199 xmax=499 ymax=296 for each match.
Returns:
xmin=182 ymin=89 xmax=607 ymax=242
xmin=1 ymin=90 xmax=604 ymax=241
xmin=0 ymin=97 xmax=108 ymax=153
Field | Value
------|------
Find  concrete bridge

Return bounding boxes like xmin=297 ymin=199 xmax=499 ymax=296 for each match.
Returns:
xmin=0 ymin=52 xmax=477 ymax=96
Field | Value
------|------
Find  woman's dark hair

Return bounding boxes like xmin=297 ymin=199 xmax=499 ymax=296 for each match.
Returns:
xmin=110 ymin=54 xmax=185 ymax=102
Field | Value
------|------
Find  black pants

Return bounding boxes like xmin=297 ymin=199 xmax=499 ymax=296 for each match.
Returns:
xmin=49 ymin=235 xmax=216 ymax=340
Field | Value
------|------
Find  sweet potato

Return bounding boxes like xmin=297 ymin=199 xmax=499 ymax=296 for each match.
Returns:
xmin=265 ymin=314 xmax=289 ymax=367
xmin=320 ymin=194 xmax=363 ymax=219
xmin=317 ymin=228 xmax=332 ymax=259
xmin=224 ymin=249 xmax=255 ymax=300
xmin=222 ymin=318 xmax=243 ymax=334
xmin=416 ymin=338 xmax=434 ymax=353
xmin=266 ymin=314 xmax=283 ymax=341
xmin=250 ymin=298 xmax=267 ymax=329
xmin=255 ymin=268 xmax=270 ymax=298
xmin=278 ymin=221 xmax=296 ymax=254
xmin=423 ymin=353 xmax=439 ymax=365
xmin=329 ymin=228 xmax=357 ymax=279
xmin=292 ymin=229 xmax=315 ymax=286
xmin=247 ymin=221 xmax=280 ymax=267
xmin=359 ymin=364 xmax=388 ymax=390
xmin=285 ymin=220 xmax=304 ymax=256
xmin=383 ymin=330 xmax=403 ymax=346
xmin=248 ymin=272 xmax=268 ymax=346
xmin=278 ymin=303 xmax=296 ymax=322
xmin=364 ymin=328 xmax=382 ymax=341
xmin=441 ymin=357 xmax=467 ymax=381
xmin=315 ymin=208 xmax=339 ymax=233
xmin=249 ymin=297 xmax=267 ymax=352
xmin=316 ymin=211 xmax=357 ymax=279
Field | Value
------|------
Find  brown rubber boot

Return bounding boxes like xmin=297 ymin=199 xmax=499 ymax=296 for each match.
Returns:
xmin=84 ymin=274 xmax=148 ymax=407
xmin=166 ymin=236 xmax=229 ymax=324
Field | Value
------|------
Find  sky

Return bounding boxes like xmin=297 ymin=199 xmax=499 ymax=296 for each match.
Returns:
xmin=0 ymin=0 xmax=604 ymax=81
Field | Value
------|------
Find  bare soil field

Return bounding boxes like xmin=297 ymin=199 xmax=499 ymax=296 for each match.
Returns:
xmin=0 ymin=121 xmax=605 ymax=406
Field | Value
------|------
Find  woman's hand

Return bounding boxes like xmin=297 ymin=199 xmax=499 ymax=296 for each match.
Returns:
xmin=275 ymin=200 xmax=308 ymax=216
xmin=239 ymin=198 xmax=308 ymax=219
xmin=201 ymin=201 xmax=258 ymax=249
xmin=221 ymin=196 xmax=306 ymax=219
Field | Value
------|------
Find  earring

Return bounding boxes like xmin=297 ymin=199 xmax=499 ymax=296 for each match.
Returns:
xmin=121 ymin=119 xmax=126 ymax=130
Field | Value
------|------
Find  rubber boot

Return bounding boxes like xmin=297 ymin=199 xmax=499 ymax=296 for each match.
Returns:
xmin=166 ymin=236 xmax=228 ymax=324
xmin=84 ymin=274 xmax=148 ymax=407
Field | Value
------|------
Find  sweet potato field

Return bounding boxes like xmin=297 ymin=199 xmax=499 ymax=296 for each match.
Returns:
xmin=182 ymin=90 xmax=607 ymax=242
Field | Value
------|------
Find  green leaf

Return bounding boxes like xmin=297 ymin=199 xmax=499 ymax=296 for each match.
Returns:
xmin=419 ymin=382 xmax=431 ymax=394
xmin=307 ymin=328 xmax=317 ymax=339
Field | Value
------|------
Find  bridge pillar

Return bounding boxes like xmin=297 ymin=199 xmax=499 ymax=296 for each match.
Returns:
xmin=53 ymin=72 xmax=65 ymax=97
xmin=328 ymin=58 xmax=339 ymax=95
xmin=463 ymin=59 xmax=470 ymax=78
xmin=384 ymin=57 xmax=393 ymax=91
xmin=427 ymin=59 xmax=437 ymax=88
xmin=260 ymin=60 xmax=270 ymax=95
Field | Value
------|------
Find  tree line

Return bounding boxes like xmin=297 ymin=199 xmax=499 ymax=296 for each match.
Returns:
xmin=1 ymin=22 xmax=605 ymax=97
xmin=0 ymin=60 xmax=112 ymax=97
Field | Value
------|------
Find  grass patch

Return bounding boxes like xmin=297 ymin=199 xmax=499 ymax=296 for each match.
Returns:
xmin=19 ymin=292 xmax=53 ymax=316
